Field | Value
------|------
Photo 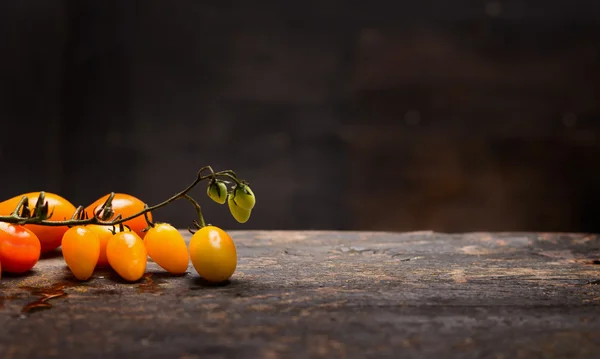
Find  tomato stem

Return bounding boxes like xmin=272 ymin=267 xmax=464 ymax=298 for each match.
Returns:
xmin=183 ymin=194 xmax=206 ymax=229
xmin=0 ymin=166 xmax=244 ymax=228
xmin=70 ymin=206 xmax=84 ymax=220
xmin=142 ymin=205 xmax=155 ymax=228
xmin=10 ymin=196 xmax=29 ymax=217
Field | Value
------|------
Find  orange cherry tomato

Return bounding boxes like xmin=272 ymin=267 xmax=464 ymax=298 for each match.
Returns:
xmin=61 ymin=226 xmax=100 ymax=281
xmin=85 ymin=193 xmax=151 ymax=239
xmin=0 ymin=222 xmax=41 ymax=273
xmin=86 ymin=225 xmax=115 ymax=267
xmin=144 ymin=223 xmax=189 ymax=275
xmin=106 ymin=230 xmax=147 ymax=282
xmin=0 ymin=192 xmax=76 ymax=253
xmin=189 ymin=226 xmax=237 ymax=283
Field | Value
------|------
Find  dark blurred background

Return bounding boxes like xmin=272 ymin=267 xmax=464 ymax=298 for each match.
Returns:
xmin=1 ymin=1 xmax=599 ymax=232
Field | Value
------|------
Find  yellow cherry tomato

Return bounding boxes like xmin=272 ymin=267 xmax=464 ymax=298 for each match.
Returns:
xmin=144 ymin=223 xmax=189 ymax=275
xmin=86 ymin=225 xmax=115 ymax=267
xmin=189 ymin=226 xmax=237 ymax=283
xmin=61 ymin=226 xmax=100 ymax=281
xmin=106 ymin=231 xmax=147 ymax=282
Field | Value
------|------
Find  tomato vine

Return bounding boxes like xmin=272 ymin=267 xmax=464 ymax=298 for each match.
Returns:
xmin=0 ymin=166 xmax=255 ymax=230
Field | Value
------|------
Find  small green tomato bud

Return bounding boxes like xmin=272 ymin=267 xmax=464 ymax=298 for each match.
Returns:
xmin=207 ymin=180 xmax=227 ymax=204
xmin=233 ymin=184 xmax=255 ymax=210
xmin=228 ymin=194 xmax=252 ymax=223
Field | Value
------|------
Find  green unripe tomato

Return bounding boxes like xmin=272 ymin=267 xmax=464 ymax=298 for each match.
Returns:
xmin=228 ymin=194 xmax=252 ymax=223
xmin=233 ymin=184 xmax=255 ymax=210
xmin=207 ymin=180 xmax=227 ymax=204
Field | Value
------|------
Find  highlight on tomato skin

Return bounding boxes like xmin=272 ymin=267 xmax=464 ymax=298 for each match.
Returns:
xmin=189 ymin=225 xmax=237 ymax=283
xmin=144 ymin=223 xmax=189 ymax=275
xmin=0 ymin=222 xmax=41 ymax=274
xmin=61 ymin=226 xmax=100 ymax=281
xmin=85 ymin=193 xmax=151 ymax=239
xmin=106 ymin=230 xmax=147 ymax=282
xmin=0 ymin=192 xmax=77 ymax=253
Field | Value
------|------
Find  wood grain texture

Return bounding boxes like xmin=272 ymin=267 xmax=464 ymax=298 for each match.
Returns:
xmin=1 ymin=230 xmax=600 ymax=358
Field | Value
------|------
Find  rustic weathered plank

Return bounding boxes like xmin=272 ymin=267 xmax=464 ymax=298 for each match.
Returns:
xmin=1 ymin=230 xmax=599 ymax=358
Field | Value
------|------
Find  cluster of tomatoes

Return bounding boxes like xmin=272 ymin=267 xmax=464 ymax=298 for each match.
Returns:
xmin=0 ymin=190 xmax=243 ymax=283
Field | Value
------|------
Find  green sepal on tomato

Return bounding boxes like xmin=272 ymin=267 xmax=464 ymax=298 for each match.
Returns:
xmin=84 ymin=193 xmax=152 ymax=239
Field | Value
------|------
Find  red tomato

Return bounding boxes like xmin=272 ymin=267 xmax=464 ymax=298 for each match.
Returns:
xmin=0 ymin=222 xmax=41 ymax=273
xmin=0 ymin=192 xmax=77 ymax=253
xmin=84 ymin=193 xmax=152 ymax=239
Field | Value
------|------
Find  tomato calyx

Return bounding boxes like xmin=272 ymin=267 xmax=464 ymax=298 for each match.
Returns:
xmin=10 ymin=192 xmax=54 ymax=221
xmin=30 ymin=192 xmax=54 ymax=220
xmin=92 ymin=193 xmax=117 ymax=221
xmin=107 ymin=222 xmax=133 ymax=235
xmin=66 ymin=205 xmax=90 ymax=227
xmin=187 ymin=219 xmax=208 ymax=235
xmin=140 ymin=205 xmax=156 ymax=233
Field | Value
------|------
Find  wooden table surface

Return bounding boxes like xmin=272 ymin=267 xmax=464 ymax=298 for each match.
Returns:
xmin=1 ymin=230 xmax=600 ymax=358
